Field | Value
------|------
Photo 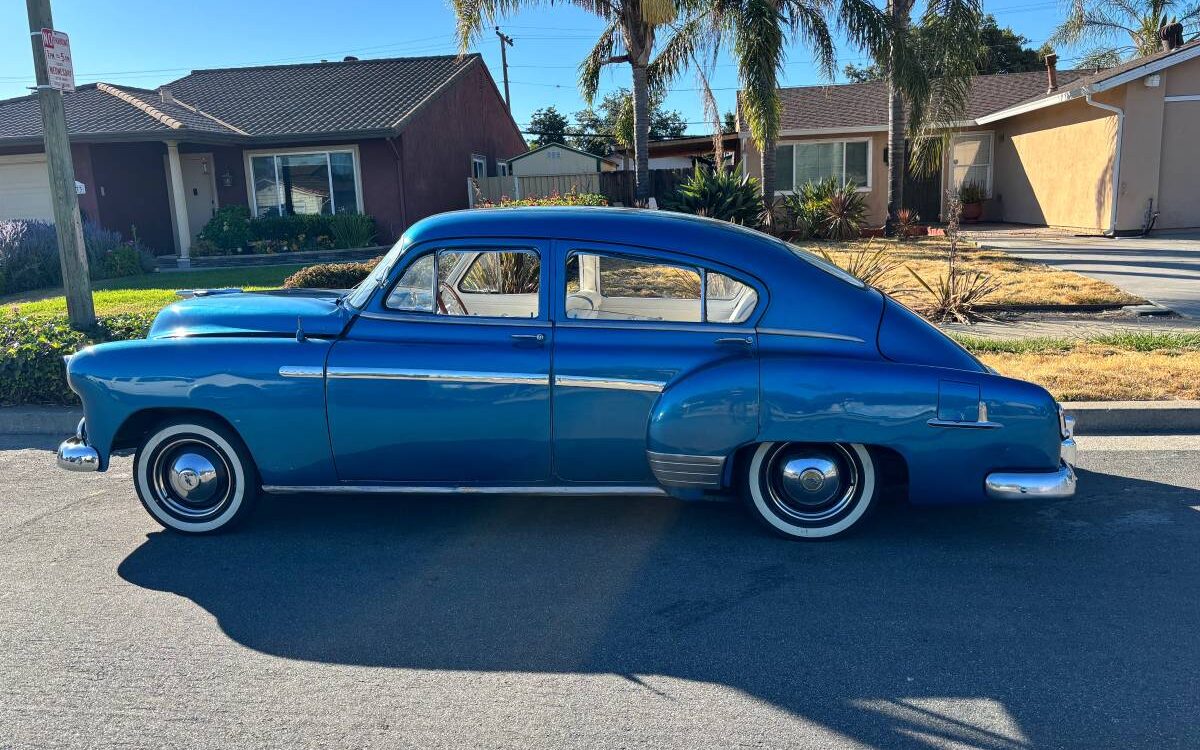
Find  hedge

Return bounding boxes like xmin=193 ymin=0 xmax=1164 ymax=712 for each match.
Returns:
xmin=193 ymin=207 xmax=378 ymax=256
xmin=0 ymin=311 xmax=154 ymax=406
xmin=282 ymin=257 xmax=382 ymax=289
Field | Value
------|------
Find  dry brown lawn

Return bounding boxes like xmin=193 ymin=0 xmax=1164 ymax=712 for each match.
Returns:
xmin=980 ymin=346 xmax=1200 ymax=401
xmin=808 ymin=238 xmax=1143 ymax=309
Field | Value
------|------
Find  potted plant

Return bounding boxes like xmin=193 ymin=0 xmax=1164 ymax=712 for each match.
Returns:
xmin=957 ymin=181 xmax=988 ymax=222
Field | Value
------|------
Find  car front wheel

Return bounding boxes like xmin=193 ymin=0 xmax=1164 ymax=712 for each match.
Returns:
xmin=745 ymin=442 xmax=877 ymax=540
xmin=133 ymin=417 xmax=259 ymax=534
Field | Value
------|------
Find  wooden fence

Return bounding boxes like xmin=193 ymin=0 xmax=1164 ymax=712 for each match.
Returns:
xmin=468 ymin=168 xmax=692 ymax=207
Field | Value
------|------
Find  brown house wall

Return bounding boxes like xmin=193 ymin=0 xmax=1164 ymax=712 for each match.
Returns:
xmin=89 ymin=142 xmax=175 ymax=253
xmin=398 ymin=62 xmax=527 ymax=228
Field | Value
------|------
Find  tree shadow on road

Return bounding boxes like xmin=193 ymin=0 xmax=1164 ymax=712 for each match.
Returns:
xmin=119 ymin=468 xmax=1200 ymax=748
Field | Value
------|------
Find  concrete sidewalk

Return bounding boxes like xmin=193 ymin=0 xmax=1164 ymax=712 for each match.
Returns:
xmin=965 ymin=230 xmax=1200 ymax=318
xmin=939 ymin=310 xmax=1200 ymax=340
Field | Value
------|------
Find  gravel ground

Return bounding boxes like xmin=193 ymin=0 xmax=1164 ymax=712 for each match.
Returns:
xmin=1 ymin=434 xmax=1198 ymax=750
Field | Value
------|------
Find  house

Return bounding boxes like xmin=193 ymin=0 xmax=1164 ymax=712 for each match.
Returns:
xmin=741 ymin=35 xmax=1200 ymax=234
xmin=506 ymin=142 xmax=617 ymax=176
xmin=0 ymin=54 xmax=526 ymax=263
xmin=612 ymin=134 xmax=741 ymax=170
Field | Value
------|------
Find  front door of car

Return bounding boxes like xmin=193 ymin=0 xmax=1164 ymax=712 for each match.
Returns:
xmin=551 ymin=242 xmax=762 ymax=484
xmin=326 ymin=240 xmax=552 ymax=483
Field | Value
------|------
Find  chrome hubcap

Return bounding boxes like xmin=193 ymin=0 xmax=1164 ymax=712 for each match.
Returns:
xmin=764 ymin=444 xmax=859 ymax=524
xmin=150 ymin=438 xmax=234 ymax=520
xmin=168 ymin=453 xmax=219 ymax=504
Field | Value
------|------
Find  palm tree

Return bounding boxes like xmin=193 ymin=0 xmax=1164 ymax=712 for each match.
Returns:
xmin=452 ymin=0 xmax=683 ymax=204
xmin=1051 ymin=0 xmax=1199 ymax=68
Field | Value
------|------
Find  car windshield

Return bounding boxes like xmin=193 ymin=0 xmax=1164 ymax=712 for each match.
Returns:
xmin=342 ymin=237 xmax=410 ymax=308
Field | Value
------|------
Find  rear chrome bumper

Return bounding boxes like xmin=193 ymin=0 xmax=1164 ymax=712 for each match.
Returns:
xmin=985 ymin=463 xmax=1076 ymax=500
xmin=57 ymin=418 xmax=99 ymax=473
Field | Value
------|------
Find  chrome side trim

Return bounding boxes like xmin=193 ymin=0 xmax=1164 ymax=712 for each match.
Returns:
xmin=326 ymin=367 xmax=549 ymax=386
xmin=985 ymin=464 xmax=1076 ymax=500
xmin=554 ymin=375 xmax=666 ymax=393
xmin=358 ymin=311 xmax=548 ymax=328
xmin=927 ymin=419 xmax=1003 ymax=429
xmin=646 ymin=451 xmax=726 ymax=489
xmin=756 ymin=327 xmax=865 ymax=344
xmin=262 ymin=484 xmax=669 ymax=497
xmin=57 ymin=436 xmax=99 ymax=473
xmin=279 ymin=365 xmax=324 ymax=379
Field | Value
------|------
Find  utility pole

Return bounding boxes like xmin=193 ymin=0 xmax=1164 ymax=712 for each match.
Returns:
xmin=495 ymin=26 xmax=514 ymax=112
xmin=26 ymin=0 xmax=94 ymax=329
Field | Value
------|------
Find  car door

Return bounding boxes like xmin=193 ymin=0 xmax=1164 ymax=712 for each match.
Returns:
xmin=326 ymin=239 xmax=553 ymax=483
xmin=551 ymin=241 xmax=762 ymax=484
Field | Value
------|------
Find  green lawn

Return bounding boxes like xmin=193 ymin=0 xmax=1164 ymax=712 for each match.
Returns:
xmin=2 ymin=265 xmax=307 ymax=317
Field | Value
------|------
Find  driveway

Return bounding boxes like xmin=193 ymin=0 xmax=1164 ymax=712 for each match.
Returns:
xmin=2 ymin=434 xmax=1199 ymax=749
xmin=967 ymin=229 xmax=1200 ymax=318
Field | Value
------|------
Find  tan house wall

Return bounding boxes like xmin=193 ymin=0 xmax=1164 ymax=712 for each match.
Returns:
xmin=742 ymin=130 xmax=889 ymax=226
xmin=509 ymin=145 xmax=608 ymax=176
xmin=1157 ymin=55 xmax=1200 ymax=228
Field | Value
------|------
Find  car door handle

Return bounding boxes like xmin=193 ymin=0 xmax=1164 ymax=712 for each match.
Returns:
xmin=715 ymin=336 xmax=753 ymax=348
xmin=511 ymin=333 xmax=546 ymax=346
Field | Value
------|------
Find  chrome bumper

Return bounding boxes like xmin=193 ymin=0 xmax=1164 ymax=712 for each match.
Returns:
xmin=985 ymin=463 xmax=1076 ymax=500
xmin=57 ymin=418 xmax=99 ymax=473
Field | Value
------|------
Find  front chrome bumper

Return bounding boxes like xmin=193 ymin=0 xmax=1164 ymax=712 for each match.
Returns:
xmin=57 ymin=418 xmax=99 ymax=472
xmin=985 ymin=409 xmax=1078 ymax=500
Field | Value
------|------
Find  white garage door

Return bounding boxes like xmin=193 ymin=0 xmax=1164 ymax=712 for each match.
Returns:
xmin=0 ymin=154 xmax=54 ymax=221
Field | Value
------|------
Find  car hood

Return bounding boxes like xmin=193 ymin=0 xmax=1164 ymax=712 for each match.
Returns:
xmin=148 ymin=290 xmax=354 ymax=339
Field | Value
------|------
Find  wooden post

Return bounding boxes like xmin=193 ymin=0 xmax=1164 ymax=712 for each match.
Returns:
xmin=26 ymin=0 xmax=94 ymax=329
xmin=494 ymin=27 xmax=514 ymax=112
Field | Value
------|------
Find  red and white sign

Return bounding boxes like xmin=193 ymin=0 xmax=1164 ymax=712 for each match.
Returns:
xmin=40 ymin=28 xmax=75 ymax=93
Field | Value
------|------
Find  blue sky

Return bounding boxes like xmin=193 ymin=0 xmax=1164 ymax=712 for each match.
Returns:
xmin=1 ymin=0 xmax=1071 ymax=136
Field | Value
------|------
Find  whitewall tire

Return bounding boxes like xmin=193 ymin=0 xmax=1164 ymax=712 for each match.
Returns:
xmin=133 ymin=418 xmax=259 ymax=534
xmin=745 ymin=442 xmax=877 ymax=540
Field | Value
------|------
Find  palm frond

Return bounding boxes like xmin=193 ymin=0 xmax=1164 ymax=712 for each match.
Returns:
xmin=578 ymin=18 xmax=623 ymax=104
xmin=733 ymin=0 xmax=787 ymax=148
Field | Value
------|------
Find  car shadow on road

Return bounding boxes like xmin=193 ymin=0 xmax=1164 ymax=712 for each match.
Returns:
xmin=119 ymin=468 xmax=1200 ymax=748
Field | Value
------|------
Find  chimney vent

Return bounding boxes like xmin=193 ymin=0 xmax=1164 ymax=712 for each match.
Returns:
xmin=1160 ymin=22 xmax=1184 ymax=52
xmin=1044 ymin=52 xmax=1059 ymax=93
xmin=159 ymin=88 xmax=174 ymax=105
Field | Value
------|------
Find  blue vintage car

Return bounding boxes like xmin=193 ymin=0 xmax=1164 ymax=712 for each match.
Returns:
xmin=57 ymin=207 xmax=1076 ymax=539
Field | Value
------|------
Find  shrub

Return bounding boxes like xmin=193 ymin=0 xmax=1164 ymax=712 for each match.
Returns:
xmin=474 ymin=190 xmax=608 ymax=208
xmin=0 ymin=220 xmax=150 ymax=295
xmin=0 ymin=310 xmax=154 ymax=405
xmin=895 ymin=208 xmax=921 ymax=240
xmin=282 ymin=257 xmax=382 ymax=289
xmin=196 ymin=205 xmax=251 ymax=252
xmin=663 ymin=164 xmax=762 ymax=227
xmin=816 ymin=242 xmax=903 ymax=291
xmin=329 ymin=213 xmax=377 ymax=248
xmin=958 ymin=180 xmax=988 ymax=204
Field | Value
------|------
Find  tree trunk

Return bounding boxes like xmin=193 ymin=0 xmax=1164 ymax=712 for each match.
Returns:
xmin=631 ymin=63 xmax=652 ymax=204
xmin=885 ymin=0 xmax=912 ymax=234
xmin=760 ymin=132 xmax=776 ymax=227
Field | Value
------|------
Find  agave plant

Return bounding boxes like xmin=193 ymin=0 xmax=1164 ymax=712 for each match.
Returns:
xmin=817 ymin=242 xmax=904 ymax=292
xmin=907 ymin=266 xmax=1001 ymax=322
xmin=821 ymin=182 xmax=869 ymax=240
xmin=895 ymin=207 xmax=921 ymax=240
xmin=664 ymin=164 xmax=763 ymax=227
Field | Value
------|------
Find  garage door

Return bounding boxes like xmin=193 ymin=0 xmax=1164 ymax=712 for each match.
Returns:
xmin=0 ymin=154 xmax=53 ymax=221
xmin=1157 ymin=100 xmax=1200 ymax=229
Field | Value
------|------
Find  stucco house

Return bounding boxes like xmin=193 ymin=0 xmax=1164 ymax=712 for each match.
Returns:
xmin=506 ymin=142 xmax=617 ymax=176
xmin=741 ymin=36 xmax=1200 ymax=234
xmin=613 ymin=133 xmax=741 ymax=170
xmin=0 ymin=54 xmax=526 ymax=262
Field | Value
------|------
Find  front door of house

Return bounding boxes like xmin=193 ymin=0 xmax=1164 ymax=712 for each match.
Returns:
xmin=180 ymin=154 xmax=217 ymax=237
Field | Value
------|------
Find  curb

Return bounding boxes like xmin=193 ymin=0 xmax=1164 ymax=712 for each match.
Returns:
xmin=4 ymin=402 xmax=1200 ymax=438
xmin=1 ymin=407 xmax=81 ymax=437
xmin=1064 ymin=400 xmax=1200 ymax=435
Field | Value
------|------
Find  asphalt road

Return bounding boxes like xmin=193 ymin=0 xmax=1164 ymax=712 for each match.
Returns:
xmin=1 ymin=435 xmax=1198 ymax=750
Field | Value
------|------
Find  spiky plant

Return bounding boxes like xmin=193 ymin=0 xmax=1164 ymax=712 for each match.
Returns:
xmin=817 ymin=242 xmax=904 ymax=290
xmin=664 ymin=163 xmax=763 ymax=227
xmin=821 ymin=182 xmax=869 ymax=240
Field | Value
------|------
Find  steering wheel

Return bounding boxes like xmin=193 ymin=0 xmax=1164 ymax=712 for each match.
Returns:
xmin=436 ymin=282 xmax=468 ymax=316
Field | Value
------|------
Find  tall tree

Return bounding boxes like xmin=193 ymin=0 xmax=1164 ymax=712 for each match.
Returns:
xmin=1051 ymin=0 xmax=1199 ymax=67
xmin=452 ymin=0 xmax=689 ymax=204
xmin=527 ymin=106 xmax=571 ymax=147
xmin=569 ymin=89 xmax=688 ymax=156
xmin=844 ymin=15 xmax=1042 ymax=81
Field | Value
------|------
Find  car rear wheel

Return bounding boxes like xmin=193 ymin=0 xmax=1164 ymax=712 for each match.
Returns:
xmin=744 ymin=442 xmax=877 ymax=540
xmin=133 ymin=417 xmax=259 ymax=534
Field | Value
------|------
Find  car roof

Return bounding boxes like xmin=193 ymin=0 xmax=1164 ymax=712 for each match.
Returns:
xmin=402 ymin=207 xmax=795 ymax=270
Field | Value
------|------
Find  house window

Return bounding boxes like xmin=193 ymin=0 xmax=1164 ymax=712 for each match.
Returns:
xmin=247 ymin=148 xmax=361 ymax=216
xmin=950 ymin=132 xmax=994 ymax=196
xmin=472 ymin=154 xmax=488 ymax=179
xmin=497 ymin=161 xmax=510 ymax=177
xmin=775 ymin=140 xmax=870 ymax=193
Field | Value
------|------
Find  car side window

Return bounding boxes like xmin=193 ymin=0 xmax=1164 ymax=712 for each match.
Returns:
xmin=386 ymin=248 xmax=540 ymax=318
xmin=565 ymin=252 xmax=757 ymax=324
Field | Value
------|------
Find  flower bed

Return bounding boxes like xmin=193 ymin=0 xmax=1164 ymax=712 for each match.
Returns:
xmin=0 ymin=220 xmax=153 ymax=296
xmin=192 ymin=207 xmax=378 ymax=256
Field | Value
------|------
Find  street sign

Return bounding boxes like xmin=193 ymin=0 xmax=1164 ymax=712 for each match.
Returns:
xmin=40 ymin=28 xmax=74 ymax=92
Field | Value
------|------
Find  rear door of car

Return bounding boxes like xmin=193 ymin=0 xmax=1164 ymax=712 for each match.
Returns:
xmin=550 ymin=240 xmax=762 ymax=484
